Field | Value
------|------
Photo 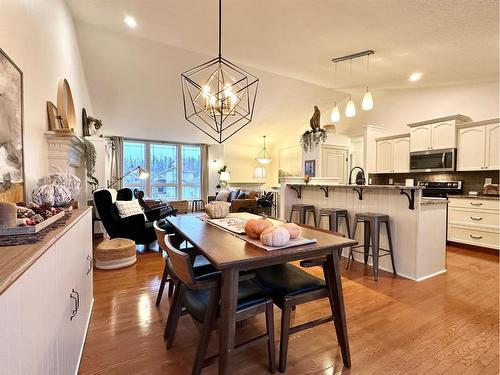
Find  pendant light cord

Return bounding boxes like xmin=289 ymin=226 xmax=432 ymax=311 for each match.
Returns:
xmin=218 ymin=0 xmax=222 ymax=58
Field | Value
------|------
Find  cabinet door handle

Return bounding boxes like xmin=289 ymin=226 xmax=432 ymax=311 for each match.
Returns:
xmin=470 ymin=202 xmax=483 ymax=206
xmin=470 ymin=234 xmax=483 ymax=239
xmin=86 ymin=255 xmax=93 ymax=275
xmin=70 ymin=289 xmax=78 ymax=321
xmin=470 ymin=216 xmax=483 ymax=220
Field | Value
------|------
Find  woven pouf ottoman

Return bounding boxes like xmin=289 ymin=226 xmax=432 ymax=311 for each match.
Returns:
xmin=95 ymin=238 xmax=137 ymax=270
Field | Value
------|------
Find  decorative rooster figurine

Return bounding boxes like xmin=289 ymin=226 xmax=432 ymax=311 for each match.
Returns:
xmin=309 ymin=106 xmax=321 ymax=132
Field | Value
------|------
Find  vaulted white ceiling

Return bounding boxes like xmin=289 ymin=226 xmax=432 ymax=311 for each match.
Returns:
xmin=68 ymin=0 xmax=498 ymax=90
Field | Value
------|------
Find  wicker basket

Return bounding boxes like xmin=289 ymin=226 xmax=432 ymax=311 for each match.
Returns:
xmin=169 ymin=200 xmax=189 ymax=214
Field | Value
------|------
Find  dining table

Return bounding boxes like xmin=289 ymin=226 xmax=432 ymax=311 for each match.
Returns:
xmin=166 ymin=214 xmax=358 ymax=375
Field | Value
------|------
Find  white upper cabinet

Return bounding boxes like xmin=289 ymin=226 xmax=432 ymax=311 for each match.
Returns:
xmin=393 ymin=137 xmax=410 ymax=172
xmin=408 ymin=115 xmax=471 ymax=152
xmin=485 ymin=123 xmax=500 ymax=170
xmin=431 ymin=122 xmax=456 ymax=149
xmin=376 ymin=134 xmax=410 ymax=173
xmin=376 ymin=140 xmax=393 ymax=173
xmin=409 ymin=125 xmax=431 ymax=152
xmin=457 ymin=126 xmax=485 ymax=171
xmin=457 ymin=119 xmax=500 ymax=171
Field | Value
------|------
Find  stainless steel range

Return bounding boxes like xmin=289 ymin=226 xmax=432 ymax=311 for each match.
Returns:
xmin=418 ymin=181 xmax=463 ymax=198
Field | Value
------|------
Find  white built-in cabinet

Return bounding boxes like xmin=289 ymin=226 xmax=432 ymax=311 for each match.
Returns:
xmin=457 ymin=119 xmax=500 ymax=171
xmin=0 ymin=209 xmax=93 ymax=375
xmin=376 ymin=134 xmax=410 ymax=173
xmin=407 ymin=114 xmax=471 ymax=152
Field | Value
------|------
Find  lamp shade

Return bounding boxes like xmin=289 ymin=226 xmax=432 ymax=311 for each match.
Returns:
xmin=219 ymin=171 xmax=231 ymax=181
xmin=362 ymin=90 xmax=373 ymax=111
xmin=345 ymin=98 xmax=356 ymax=117
xmin=253 ymin=166 xmax=266 ymax=179
xmin=138 ymin=167 xmax=149 ymax=179
xmin=330 ymin=104 xmax=340 ymax=123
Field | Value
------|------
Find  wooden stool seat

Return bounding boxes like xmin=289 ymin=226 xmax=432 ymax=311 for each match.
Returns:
xmin=95 ymin=238 xmax=136 ymax=269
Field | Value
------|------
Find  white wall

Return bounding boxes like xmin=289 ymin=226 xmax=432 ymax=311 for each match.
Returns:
xmin=0 ymin=0 xmax=92 ymax=197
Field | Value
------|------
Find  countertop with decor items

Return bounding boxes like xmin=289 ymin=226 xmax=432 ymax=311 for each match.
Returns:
xmin=0 ymin=207 xmax=91 ymax=294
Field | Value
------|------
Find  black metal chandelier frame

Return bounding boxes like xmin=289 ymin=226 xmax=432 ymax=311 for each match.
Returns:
xmin=181 ymin=0 xmax=259 ymax=144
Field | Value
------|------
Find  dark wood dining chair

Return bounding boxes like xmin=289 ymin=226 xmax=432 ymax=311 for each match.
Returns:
xmin=153 ymin=221 xmax=215 ymax=306
xmin=162 ymin=233 xmax=276 ymax=375
xmin=254 ymin=227 xmax=347 ymax=373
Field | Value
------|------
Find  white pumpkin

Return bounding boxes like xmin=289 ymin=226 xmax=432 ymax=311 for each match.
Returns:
xmin=260 ymin=226 xmax=290 ymax=247
xmin=281 ymin=223 xmax=300 ymax=239
xmin=205 ymin=201 xmax=229 ymax=219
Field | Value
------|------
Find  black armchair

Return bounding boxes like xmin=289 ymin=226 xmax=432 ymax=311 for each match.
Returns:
xmin=93 ymin=188 xmax=158 ymax=245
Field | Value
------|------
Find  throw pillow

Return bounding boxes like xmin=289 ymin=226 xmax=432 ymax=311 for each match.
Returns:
xmin=229 ymin=189 xmax=240 ymax=201
xmin=237 ymin=191 xmax=248 ymax=199
xmin=115 ymin=200 xmax=146 ymax=221
xmin=215 ymin=189 xmax=230 ymax=202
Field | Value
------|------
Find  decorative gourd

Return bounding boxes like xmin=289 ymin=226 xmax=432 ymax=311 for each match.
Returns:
xmin=244 ymin=218 xmax=273 ymax=239
xmin=205 ymin=201 xmax=229 ymax=219
xmin=260 ymin=226 xmax=290 ymax=247
xmin=281 ymin=223 xmax=300 ymax=239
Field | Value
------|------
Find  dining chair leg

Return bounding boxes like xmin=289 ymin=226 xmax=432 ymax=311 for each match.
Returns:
xmin=278 ymin=299 xmax=292 ymax=373
xmin=192 ymin=287 xmax=219 ymax=375
xmin=167 ymin=278 xmax=175 ymax=297
xmin=165 ymin=281 xmax=182 ymax=348
xmin=265 ymin=300 xmax=276 ymax=374
xmin=156 ymin=258 xmax=169 ymax=306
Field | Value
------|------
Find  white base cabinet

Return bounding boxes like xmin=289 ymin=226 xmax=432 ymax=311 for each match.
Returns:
xmin=0 ymin=210 xmax=93 ymax=375
xmin=448 ymin=197 xmax=499 ymax=250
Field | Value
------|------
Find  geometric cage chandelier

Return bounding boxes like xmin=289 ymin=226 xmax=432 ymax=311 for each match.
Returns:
xmin=181 ymin=0 xmax=259 ymax=143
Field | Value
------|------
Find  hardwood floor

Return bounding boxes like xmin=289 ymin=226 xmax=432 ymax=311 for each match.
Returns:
xmin=79 ymin=244 xmax=499 ymax=375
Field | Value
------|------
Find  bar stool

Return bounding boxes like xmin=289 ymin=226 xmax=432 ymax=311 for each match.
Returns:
xmin=318 ymin=208 xmax=351 ymax=238
xmin=289 ymin=204 xmax=317 ymax=226
xmin=346 ymin=212 xmax=396 ymax=281
xmin=191 ymin=199 xmax=205 ymax=213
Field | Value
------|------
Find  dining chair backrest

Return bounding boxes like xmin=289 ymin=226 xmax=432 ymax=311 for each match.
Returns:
xmin=163 ymin=232 xmax=197 ymax=286
xmin=153 ymin=221 xmax=168 ymax=251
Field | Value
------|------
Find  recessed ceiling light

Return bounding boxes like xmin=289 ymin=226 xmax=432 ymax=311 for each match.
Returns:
xmin=409 ymin=72 xmax=423 ymax=82
xmin=124 ymin=15 xmax=137 ymax=28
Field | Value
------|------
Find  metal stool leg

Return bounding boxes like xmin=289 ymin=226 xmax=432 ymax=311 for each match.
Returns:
xmin=301 ymin=209 xmax=307 ymax=225
xmin=386 ymin=221 xmax=397 ymax=275
xmin=344 ymin=214 xmax=352 ymax=239
xmin=371 ymin=220 xmax=380 ymax=281
xmin=312 ymin=210 xmax=317 ymax=227
xmin=289 ymin=209 xmax=294 ymax=223
xmin=347 ymin=219 xmax=358 ymax=270
xmin=363 ymin=221 xmax=371 ymax=264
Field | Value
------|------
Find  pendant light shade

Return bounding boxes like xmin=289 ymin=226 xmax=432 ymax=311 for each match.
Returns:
xmin=345 ymin=97 xmax=356 ymax=117
xmin=181 ymin=0 xmax=259 ymax=143
xmin=255 ymin=135 xmax=272 ymax=164
xmin=362 ymin=89 xmax=373 ymax=111
xmin=331 ymin=104 xmax=340 ymax=123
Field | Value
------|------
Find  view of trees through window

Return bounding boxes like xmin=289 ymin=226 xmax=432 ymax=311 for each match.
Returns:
xmin=123 ymin=140 xmax=201 ymax=201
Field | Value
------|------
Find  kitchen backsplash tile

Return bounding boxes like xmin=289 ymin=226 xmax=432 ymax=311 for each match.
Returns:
xmin=369 ymin=171 xmax=499 ymax=193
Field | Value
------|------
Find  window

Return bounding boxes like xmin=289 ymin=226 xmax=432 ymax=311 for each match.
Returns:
xmin=122 ymin=140 xmax=202 ymax=201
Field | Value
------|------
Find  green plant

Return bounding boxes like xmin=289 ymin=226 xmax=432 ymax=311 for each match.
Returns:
xmin=83 ymin=138 xmax=99 ymax=192
xmin=300 ymin=128 xmax=327 ymax=152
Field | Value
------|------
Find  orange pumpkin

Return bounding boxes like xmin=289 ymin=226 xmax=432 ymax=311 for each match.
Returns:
xmin=281 ymin=223 xmax=300 ymax=239
xmin=260 ymin=226 xmax=290 ymax=247
xmin=244 ymin=218 xmax=273 ymax=239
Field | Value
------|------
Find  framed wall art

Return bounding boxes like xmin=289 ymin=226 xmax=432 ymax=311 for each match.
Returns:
xmin=0 ymin=48 xmax=25 ymax=204
xmin=304 ymin=159 xmax=315 ymax=177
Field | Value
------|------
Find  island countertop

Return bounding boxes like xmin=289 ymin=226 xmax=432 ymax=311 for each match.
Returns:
xmin=279 ymin=177 xmax=424 ymax=189
xmin=0 ymin=207 xmax=92 ymax=295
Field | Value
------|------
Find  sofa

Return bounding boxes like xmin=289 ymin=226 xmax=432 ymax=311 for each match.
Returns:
xmin=207 ymin=189 xmax=259 ymax=213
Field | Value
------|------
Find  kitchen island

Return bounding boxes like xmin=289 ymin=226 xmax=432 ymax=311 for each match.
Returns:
xmin=279 ymin=177 xmax=448 ymax=281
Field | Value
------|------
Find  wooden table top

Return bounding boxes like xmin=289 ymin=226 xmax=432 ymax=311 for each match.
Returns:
xmin=0 ymin=207 xmax=92 ymax=295
xmin=167 ymin=214 xmax=357 ymax=270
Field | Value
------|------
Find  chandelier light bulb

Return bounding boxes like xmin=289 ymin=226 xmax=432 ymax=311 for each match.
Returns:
xmin=345 ymin=96 xmax=356 ymax=117
xmin=331 ymin=104 xmax=340 ymax=123
xmin=362 ymin=88 xmax=373 ymax=111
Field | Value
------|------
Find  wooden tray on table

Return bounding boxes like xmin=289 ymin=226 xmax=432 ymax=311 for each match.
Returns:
xmin=0 ymin=211 xmax=65 ymax=235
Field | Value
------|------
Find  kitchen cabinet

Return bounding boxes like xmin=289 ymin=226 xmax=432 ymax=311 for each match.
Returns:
xmin=376 ymin=134 xmax=410 ymax=173
xmin=407 ymin=114 xmax=471 ymax=152
xmin=448 ymin=197 xmax=499 ymax=250
xmin=0 ymin=209 xmax=93 ymax=375
xmin=457 ymin=119 xmax=500 ymax=171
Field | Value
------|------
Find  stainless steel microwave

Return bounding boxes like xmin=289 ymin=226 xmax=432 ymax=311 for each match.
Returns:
xmin=409 ymin=148 xmax=456 ymax=172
